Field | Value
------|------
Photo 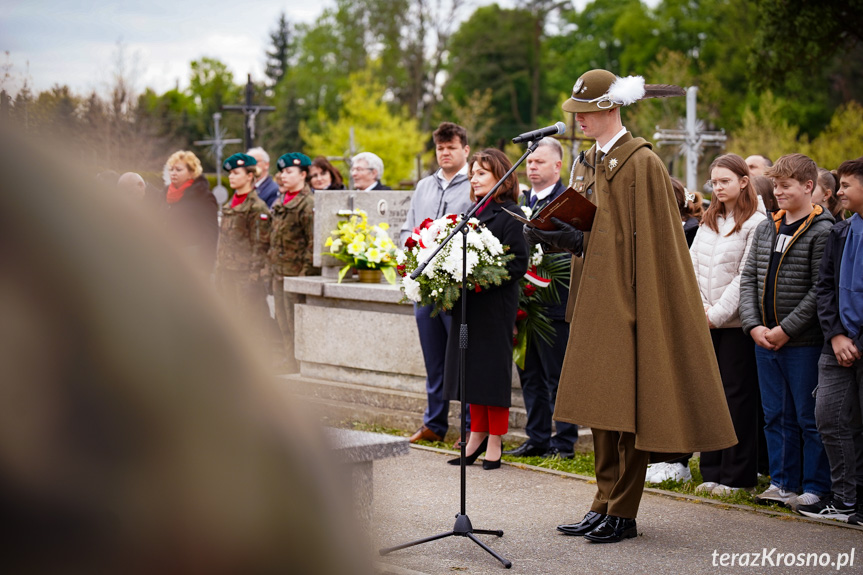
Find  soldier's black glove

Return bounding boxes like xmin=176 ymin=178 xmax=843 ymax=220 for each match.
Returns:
xmin=525 ymin=217 xmax=583 ymax=256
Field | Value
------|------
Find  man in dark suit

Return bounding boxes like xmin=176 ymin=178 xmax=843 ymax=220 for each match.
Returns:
xmin=504 ymin=137 xmax=578 ymax=458
xmin=350 ymin=152 xmax=392 ymax=190
xmin=248 ymin=147 xmax=280 ymax=207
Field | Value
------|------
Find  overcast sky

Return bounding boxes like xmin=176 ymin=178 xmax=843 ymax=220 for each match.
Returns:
xmin=5 ymin=0 xmax=569 ymax=98
xmin=1 ymin=0 xmax=335 ymax=96
xmin=2 ymin=0 xmax=622 ymax=98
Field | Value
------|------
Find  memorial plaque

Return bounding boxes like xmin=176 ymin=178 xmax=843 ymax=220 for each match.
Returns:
xmin=313 ymin=189 xmax=414 ymax=268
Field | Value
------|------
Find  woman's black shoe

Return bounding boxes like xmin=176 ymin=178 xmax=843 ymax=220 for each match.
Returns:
xmin=447 ymin=437 xmax=489 ymax=465
xmin=482 ymin=457 xmax=501 ymax=470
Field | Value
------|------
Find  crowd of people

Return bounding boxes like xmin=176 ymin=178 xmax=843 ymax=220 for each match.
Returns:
xmin=101 ymin=66 xmax=862 ymax=542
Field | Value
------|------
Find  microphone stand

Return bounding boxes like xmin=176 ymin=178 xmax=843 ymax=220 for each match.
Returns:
xmin=379 ymin=139 xmax=541 ymax=570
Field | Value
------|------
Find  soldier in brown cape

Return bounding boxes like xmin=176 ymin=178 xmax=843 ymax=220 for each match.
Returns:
xmin=216 ymin=153 xmax=271 ymax=338
xmin=524 ymin=69 xmax=737 ymax=543
xmin=267 ymin=152 xmax=320 ymax=373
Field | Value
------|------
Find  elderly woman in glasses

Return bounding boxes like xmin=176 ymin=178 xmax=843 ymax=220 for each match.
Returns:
xmin=349 ymin=152 xmax=391 ymax=191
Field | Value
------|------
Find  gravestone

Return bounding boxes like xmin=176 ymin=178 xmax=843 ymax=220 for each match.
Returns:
xmin=313 ymin=189 xmax=414 ymax=272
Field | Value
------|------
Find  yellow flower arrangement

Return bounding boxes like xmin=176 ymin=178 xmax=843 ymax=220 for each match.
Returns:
xmin=324 ymin=210 xmax=399 ymax=284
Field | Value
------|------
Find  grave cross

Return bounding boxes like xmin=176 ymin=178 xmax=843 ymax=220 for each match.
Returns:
xmin=653 ymin=86 xmax=727 ymax=191
xmin=222 ymin=74 xmax=275 ymax=149
xmin=194 ymin=112 xmax=242 ymax=204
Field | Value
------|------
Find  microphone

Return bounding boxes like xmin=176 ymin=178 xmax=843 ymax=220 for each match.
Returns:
xmin=512 ymin=121 xmax=566 ymax=144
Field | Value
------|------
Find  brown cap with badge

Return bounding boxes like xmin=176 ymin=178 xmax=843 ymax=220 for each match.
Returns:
xmin=562 ymin=68 xmax=686 ymax=114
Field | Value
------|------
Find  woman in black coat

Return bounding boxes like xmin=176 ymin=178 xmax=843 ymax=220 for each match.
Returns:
xmin=444 ymin=148 xmax=529 ymax=469
xmin=163 ymin=150 xmax=219 ymax=275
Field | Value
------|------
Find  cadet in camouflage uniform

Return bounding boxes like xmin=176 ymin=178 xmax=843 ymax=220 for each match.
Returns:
xmin=216 ymin=153 xmax=271 ymax=336
xmin=266 ymin=152 xmax=320 ymax=372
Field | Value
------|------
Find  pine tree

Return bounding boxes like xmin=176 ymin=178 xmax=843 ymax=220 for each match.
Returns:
xmin=265 ymin=13 xmax=293 ymax=88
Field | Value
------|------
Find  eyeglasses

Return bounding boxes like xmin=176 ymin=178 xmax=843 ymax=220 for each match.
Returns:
xmin=708 ymin=178 xmax=734 ymax=188
xmin=350 ymin=166 xmax=374 ymax=173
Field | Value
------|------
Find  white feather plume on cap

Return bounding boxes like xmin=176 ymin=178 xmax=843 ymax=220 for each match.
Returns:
xmin=607 ymin=75 xmax=646 ymax=106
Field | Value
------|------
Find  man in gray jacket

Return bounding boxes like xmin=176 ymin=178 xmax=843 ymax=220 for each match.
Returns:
xmin=400 ymin=122 xmax=472 ymax=443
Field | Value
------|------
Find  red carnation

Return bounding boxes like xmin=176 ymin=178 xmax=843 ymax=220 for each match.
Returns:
xmin=405 ymin=237 xmax=417 ymax=249
xmin=523 ymin=283 xmax=537 ymax=297
xmin=474 ymin=284 xmax=482 ymax=293
xmin=516 ymin=309 xmax=528 ymax=321
xmin=420 ymin=217 xmax=434 ymax=230
xmin=447 ymin=214 xmax=458 ymax=223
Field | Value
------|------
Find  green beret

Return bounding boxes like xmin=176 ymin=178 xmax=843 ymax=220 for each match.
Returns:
xmin=223 ymin=153 xmax=257 ymax=171
xmin=277 ymin=153 xmax=312 ymax=171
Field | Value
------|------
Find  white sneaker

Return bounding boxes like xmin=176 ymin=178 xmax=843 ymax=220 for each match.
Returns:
xmin=644 ymin=462 xmax=664 ymax=483
xmin=646 ymin=462 xmax=691 ymax=483
xmin=756 ymin=484 xmax=798 ymax=507
xmin=695 ymin=481 xmax=719 ymax=494
xmin=712 ymin=484 xmax=745 ymax=497
xmin=792 ymin=492 xmax=821 ymax=511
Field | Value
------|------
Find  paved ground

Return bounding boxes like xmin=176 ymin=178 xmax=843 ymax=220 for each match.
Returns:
xmin=371 ymin=446 xmax=862 ymax=575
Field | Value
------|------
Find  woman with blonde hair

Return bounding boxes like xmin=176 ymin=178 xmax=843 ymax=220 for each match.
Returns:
xmin=163 ymin=150 xmax=219 ymax=273
xmin=443 ymin=148 xmax=529 ymax=469
xmin=690 ymin=153 xmax=767 ymax=496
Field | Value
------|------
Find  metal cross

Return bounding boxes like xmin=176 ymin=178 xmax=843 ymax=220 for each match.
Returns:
xmin=194 ymin=112 xmax=242 ymax=203
xmin=222 ymin=74 xmax=275 ymax=149
xmin=653 ymin=86 xmax=727 ymax=191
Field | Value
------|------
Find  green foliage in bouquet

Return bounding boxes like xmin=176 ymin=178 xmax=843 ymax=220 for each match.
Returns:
xmin=513 ymin=249 xmax=571 ymax=369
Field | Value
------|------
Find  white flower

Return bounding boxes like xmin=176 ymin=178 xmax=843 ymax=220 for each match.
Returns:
xmin=395 ymin=250 xmax=407 ymax=265
xmin=530 ymin=244 xmax=544 ymax=267
xmin=521 ymin=205 xmax=533 ymax=218
xmin=402 ymin=276 xmax=421 ymax=302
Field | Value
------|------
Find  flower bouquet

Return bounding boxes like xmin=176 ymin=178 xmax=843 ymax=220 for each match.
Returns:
xmin=512 ymin=214 xmax=571 ymax=369
xmin=397 ymin=214 xmax=514 ymax=316
xmin=324 ymin=209 xmax=399 ymax=284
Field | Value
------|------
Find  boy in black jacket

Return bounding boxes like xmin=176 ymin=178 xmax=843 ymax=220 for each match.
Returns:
xmin=806 ymin=157 xmax=863 ymax=523
xmin=739 ymin=153 xmax=834 ymax=510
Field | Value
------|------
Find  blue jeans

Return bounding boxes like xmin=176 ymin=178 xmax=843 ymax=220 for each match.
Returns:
xmin=755 ymin=344 xmax=830 ymax=496
xmin=415 ymin=304 xmax=453 ymax=437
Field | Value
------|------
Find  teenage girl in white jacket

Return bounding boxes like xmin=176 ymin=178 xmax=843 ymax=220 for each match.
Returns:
xmin=690 ymin=153 xmax=767 ymax=496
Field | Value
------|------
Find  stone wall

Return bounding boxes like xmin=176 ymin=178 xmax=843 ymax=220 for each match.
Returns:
xmin=313 ymin=189 xmax=414 ymax=270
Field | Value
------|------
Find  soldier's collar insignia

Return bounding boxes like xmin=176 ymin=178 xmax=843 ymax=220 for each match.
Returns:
xmin=608 ymin=157 xmax=618 ymax=169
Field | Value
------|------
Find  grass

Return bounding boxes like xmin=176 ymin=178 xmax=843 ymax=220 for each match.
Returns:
xmin=345 ymin=420 xmax=795 ymax=514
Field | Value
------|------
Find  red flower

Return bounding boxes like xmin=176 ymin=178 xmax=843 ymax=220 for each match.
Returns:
xmin=420 ymin=217 xmax=434 ymax=230
xmin=397 ymin=264 xmax=406 ymax=276
xmin=523 ymin=283 xmax=537 ymax=297
xmin=447 ymin=214 xmax=458 ymax=223
xmin=474 ymin=284 xmax=482 ymax=293
xmin=516 ymin=309 xmax=528 ymax=321
xmin=405 ymin=236 xmax=417 ymax=249
xmin=512 ymin=336 xmax=518 ymax=346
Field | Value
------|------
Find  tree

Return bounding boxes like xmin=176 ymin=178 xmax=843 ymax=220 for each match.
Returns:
xmin=750 ymin=0 xmax=863 ymax=90
xmin=265 ymin=12 xmax=293 ymax=89
xmin=444 ymin=4 xmax=544 ymax=147
xmin=726 ymin=91 xmax=809 ymax=162
xmin=188 ymin=57 xmax=241 ymax=141
xmin=300 ymin=66 xmax=426 ymax=187
xmin=808 ymin=102 xmax=863 ymax=169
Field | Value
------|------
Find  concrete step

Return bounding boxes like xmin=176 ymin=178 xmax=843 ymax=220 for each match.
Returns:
xmin=286 ymin=392 xmax=530 ymax=444
xmin=277 ymin=373 xmax=592 ymax=450
xmin=279 ymin=373 xmax=529 ymax=431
